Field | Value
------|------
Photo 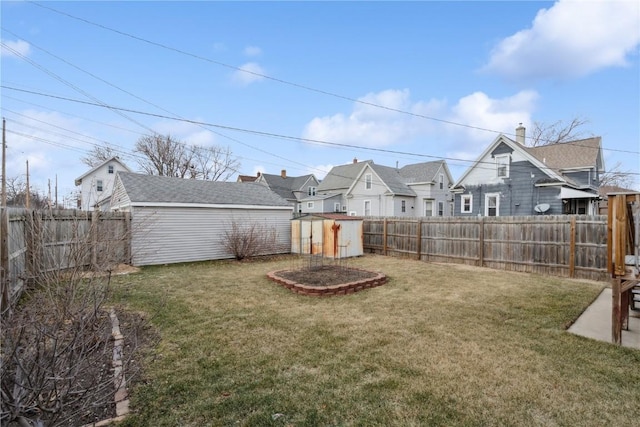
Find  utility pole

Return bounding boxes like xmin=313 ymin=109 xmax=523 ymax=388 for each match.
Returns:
xmin=2 ymin=118 xmax=6 ymax=208
xmin=55 ymin=174 xmax=58 ymax=208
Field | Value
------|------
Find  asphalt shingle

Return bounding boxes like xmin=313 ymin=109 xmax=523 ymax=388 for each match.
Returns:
xmin=117 ymin=172 xmax=292 ymax=207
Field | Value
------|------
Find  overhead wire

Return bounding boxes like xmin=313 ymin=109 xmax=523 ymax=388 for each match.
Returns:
xmin=6 ymin=3 xmax=638 ymax=189
xmin=3 ymin=85 xmax=636 ymax=181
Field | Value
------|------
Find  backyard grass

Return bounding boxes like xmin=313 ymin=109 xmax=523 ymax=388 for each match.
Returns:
xmin=111 ymin=255 xmax=640 ymax=427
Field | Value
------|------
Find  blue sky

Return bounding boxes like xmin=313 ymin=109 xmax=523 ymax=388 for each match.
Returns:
xmin=1 ymin=0 xmax=639 ymax=204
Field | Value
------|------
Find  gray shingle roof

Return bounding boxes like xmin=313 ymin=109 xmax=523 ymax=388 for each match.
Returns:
xmin=525 ymin=137 xmax=602 ymax=171
xmin=399 ymin=161 xmax=445 ymax=183
xmin=317 ymin=161 xmax=373 ymax=192
xmin=260 ymin=173 xmax=315 ymax=200
xmin=318 ymin=160 xmax=445 ymax=197
xmin=370 ymin=164 xmax=416 ymax=196
xmin=117 ymin=172 xmax=292 ymax=207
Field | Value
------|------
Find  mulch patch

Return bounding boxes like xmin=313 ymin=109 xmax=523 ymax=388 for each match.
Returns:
xmin=276 ymin=265 xmax=379 ymax=287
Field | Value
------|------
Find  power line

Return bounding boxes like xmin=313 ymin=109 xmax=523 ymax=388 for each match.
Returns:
xmin=3 ymin=85 xmax=637 ymax=179
xmin=26 ymin=0 xmax=564 ymax=145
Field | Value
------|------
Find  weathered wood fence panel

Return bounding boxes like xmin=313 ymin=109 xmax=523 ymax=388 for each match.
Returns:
xmin=0 ymin=208 xmax=131 ymax=306
xmin=363 ymin=215 xmax=608 ymax=281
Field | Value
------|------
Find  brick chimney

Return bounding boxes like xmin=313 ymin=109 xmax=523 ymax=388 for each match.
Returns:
xmin=256 ymin=171 xmax=261 ymax=177
xmin=353 ymin=158 xmax=358 ymax=164
xmin=281 ymin=169 xmax=287 ymax=178
xmin=516 ymin=123 xmax=526 ymax=145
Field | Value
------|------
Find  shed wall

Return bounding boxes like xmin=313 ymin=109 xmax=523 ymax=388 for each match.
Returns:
xmin=131 ymin=206 xmax=291 ymax=266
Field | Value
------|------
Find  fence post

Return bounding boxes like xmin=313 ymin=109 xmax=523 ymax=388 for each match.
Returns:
xmin=124 ymin=211 xmax=132 ymax=265
xmin=383 ymin=218 xmax=388 ymax=256
xmin=416 ymin=219 xmax=422 ymax=261
xmin=1 ymin=207 xmax=9 ymax=314
xmin=569 ymin=216 xmax=576 ymax=278
xmin=91 ymin=210 xmax=99 ymax=269
xmin=478 ymin=217 xmax=484 ymax=267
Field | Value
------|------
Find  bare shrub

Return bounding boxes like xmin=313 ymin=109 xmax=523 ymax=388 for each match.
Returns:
xmin=1 ymin=210 xmax=135 ymax=426
xmin=221 ymin=221 xmax=280 ymax=260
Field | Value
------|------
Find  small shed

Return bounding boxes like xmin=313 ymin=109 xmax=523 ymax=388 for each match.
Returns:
xmin=291 ymin=214 xmax=363 ymax=258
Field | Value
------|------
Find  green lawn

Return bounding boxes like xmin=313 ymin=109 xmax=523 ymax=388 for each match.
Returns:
xmin=112 ymin=255 xmax=640 ymax=427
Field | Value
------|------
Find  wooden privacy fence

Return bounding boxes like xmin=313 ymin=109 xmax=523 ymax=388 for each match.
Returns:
xmin=363 ymin=215 xmax=608 ymax=281
xmin=1 ymin=208 xmax=131 ymax=307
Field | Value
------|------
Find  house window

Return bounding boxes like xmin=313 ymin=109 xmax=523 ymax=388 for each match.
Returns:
xmin=108 ymin=165 xmax=114 ymax=174
xmin=438 ymin=201 xmax=444 ymax=217
xmin=308 ymin=186 xmax=316 ymax=196
xmin=334 ymin=202 xmax=341 ymax=212
xmin=307 ymin=201 xmax=314 ymax=209
xmin=96 ymin=180 xmax=103 ymax=192
xmin=365 ymin=174 xmax=372 ymax=190
xmin=439 ymin=174 xmax=444 ymax=190
xmin=424 ymin=199 xmax=434 ymax=217
xmin=461 ymin=194 xmax=472 ymax=213
xmin=364 ymin=200 xmax=371 ymax=216
xmin=496 ymin=155 xmax=509 ymax=178
xmin=485 ymin=193 xmax=499 ymax=217
xmin=401 ymin=200 xmax=406 ymax=213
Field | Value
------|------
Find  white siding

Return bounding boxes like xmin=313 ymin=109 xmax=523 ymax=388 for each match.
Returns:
xmin=130 ymin=206 xmax=292 ymax=266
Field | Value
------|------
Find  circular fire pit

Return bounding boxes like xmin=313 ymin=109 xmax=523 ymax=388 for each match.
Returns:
xmin=267 ymin=265 xmax=387 ymax=296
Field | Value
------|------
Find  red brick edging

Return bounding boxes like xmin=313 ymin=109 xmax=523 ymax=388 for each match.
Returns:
xmin=266 ymin=269 xmax=387 ymax=296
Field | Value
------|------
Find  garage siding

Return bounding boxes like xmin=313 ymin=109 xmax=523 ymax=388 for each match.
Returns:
xmin=130 ymin=206 xmax=292 ymax=266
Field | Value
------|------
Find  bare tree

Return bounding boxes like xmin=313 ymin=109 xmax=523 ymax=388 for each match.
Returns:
xmin=134 ymin=133 xmax=240 ymax=181
xmin=599 ymin=161 xmax=636 ymax=189
xmin=187 ymin=145 xmax=240 ymax=181
xmin=5 ymin=177 xmax=48 ymax=209
xmin=528 ymin=117 xmax=591 ymax=146
xmin=80 ymin=143 xmax=119 ymax=168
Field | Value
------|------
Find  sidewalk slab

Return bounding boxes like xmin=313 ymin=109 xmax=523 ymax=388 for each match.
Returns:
xmin=568 ymin=288 xmax=640 ymax=350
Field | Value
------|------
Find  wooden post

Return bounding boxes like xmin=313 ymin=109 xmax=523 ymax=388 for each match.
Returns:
xmin=606 ymin=194 xmax=614 ymax=275
xmin=612 ymin=277 xmax=622 ymax=345
xmin=383 ymin=218 xmax=388 ymax=256
xmin=478 ymin=217 xmax=484 ymax=267
xmin=91 ymin=210 xmax=99 ymax=269
xmin=569 ymin=216 xmax=576 ymax=278
xmin=124 ymin=211 xmax=132 ymax=265
xmin=613 ymin=194 xmax=627 ymax=277
xmin=1 ymin=207 xmax=9 ymax=314
xmin=416 ymin=219 xmax=422 ymax=261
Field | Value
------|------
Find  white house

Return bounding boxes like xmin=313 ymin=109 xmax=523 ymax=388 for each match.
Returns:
xmin=108 ymin=172 xmax=293 ymax=266
xmin=301 ymin=159 xmax=455 ymax=217
xmin=74 ymin=157 xmax=131 ymax=210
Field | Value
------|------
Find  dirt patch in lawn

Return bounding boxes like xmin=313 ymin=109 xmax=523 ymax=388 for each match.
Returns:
xmin=276 ymin=265 xmax=379 ymax=287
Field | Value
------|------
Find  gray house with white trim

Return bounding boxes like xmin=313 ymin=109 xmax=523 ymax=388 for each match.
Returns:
xmin=452 ymin=125 xmax=604 ymax=216
xmin=108 ymin=172 xmax=293 ymax=266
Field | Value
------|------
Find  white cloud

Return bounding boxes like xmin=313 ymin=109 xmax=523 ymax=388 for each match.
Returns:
xmin=244 ymin=46 xmax=262 ymax=57
xmin=303 ymin=89 xmax=443 ymax=148
xmin=302 ymin=88 xmax=537 ymax=152
xmin=483 ymin=0 xmax=640 ymax=80
xmin=0 ymin=39 xmax=31 ymax=57
xmin=231 ymin=62 xmax=266 ymax=86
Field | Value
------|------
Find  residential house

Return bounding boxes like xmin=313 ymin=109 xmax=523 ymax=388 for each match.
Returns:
xmin=451 ymin=125 xmax=604 ymax=217
xmin=107 ymin=172 xmax=293 ymax=266
xmin=301 ymin=159 xmax=454 ymax=217
xmin=74 ymin=156 xmax=131 ymax=210
xmin=251 ymin=170 xmax=320 ymax=214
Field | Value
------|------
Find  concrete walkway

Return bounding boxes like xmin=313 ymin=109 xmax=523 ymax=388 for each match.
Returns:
xmin=568 ymin=288 xmax=640 ymax=350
